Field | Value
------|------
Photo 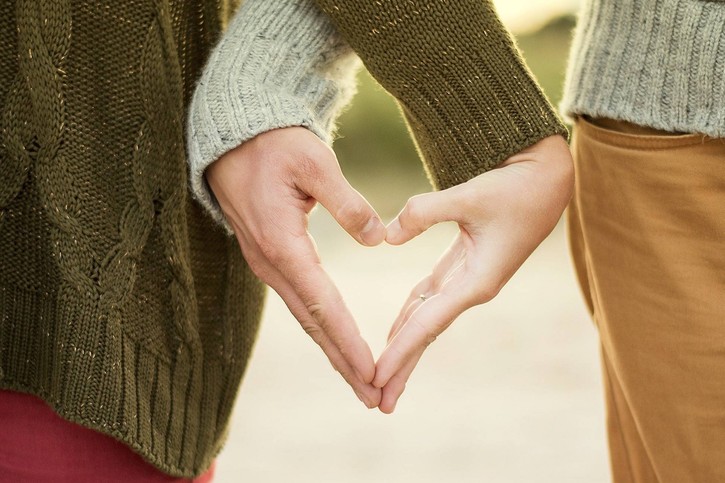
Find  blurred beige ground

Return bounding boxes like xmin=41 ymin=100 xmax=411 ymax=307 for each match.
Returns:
xmin=214 ymin=211 xmax=610 ymax=483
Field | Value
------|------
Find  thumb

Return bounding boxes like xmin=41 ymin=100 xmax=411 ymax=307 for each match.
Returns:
xmin=386 ymin=188 xmax=461 ymax=245
xmin=308 ymin=165 xmax=386 ymax=247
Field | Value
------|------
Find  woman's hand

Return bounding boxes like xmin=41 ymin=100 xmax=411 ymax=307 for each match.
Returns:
xmin=374 ymin=134 xmax=574 ymax=413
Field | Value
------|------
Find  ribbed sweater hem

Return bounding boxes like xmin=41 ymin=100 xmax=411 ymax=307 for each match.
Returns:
xmin=0 ymin=283 xmax=244 ymax=478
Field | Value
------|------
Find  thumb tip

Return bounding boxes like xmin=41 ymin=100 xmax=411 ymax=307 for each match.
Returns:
xmin=384 ymin=218 xmax=405 ymax=244
xmin=372 ymin=374 xmax=387 ymax=389
xmin=360 ymin=217 xmax=386 ymax=246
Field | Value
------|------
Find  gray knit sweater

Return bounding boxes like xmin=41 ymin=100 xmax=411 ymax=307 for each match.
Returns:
xmin=562 ymin=0 xmax=725 ymax=137
xmin=187 ymin=0 xmax=359 ymax=228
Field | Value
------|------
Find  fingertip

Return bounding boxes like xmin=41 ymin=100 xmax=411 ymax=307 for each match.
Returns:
xmin=384 ymin=218 xmax=407 ymax=245
xmin=378 ymin=403 xmax=395 ymax=414
xmin=354 ymin=364 xmax=376 ymax=386
xmin=355 ymin=391 xmax=377 ymax=409
xmin=360 ymin=217 xmax=386 ymax=246
xmin=372 ymin=372 xmax=389 ymax=389
xmin=363 ymin=386 xmax=382 ymax=409
xmin=379 ymin=390 xmax=399 ymax=414
xmin=367 ymin=398 xmax=381 ymax=410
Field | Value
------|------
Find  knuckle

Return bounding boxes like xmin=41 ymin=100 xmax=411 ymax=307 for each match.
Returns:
xmin=258 ymin=244 xmax=279 ymax=263
xmin=409 ymin=316 xmax=437 ymax=347
xmin=301 ymin=322 xmax=320 ymax=338
xmin=389 ymin=344 xmax=407 ymax=360
xmin=256 ymin=148 xmax=297 ymax=174
xmin=305 ymin=302 xmax=326 ymax=326
xmin=301 ymin=322 xmax=325 ymax=344
xmin=403 ymin=196 xmax=427 ymax=228
xmin=257 ymin=235 xmax=287 ymax=264
xmin=297 ymin=153 xmax=323 ymax=180
xmin=244 ymin=256 xmax=269 ymax=280
xmin=296 ymin=147 xmax=334 ymax=183
xmin=475 ymin=281 xmax=504 ymax=304
xmin=337 ymin=198 xmax=370 ymax=230
xmin=558 ymin=156 xmax=576 ymax=198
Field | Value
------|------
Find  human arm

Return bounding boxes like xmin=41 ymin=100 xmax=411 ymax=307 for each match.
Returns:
xmin=309 ymin=0 xmax=573 ymax=412
xmin=187 ymin=0 xmax=362 ymax=230
xmin=377 ymin=135 xmax=573 ymax=413
xmin=205 ymin=127 xmax=385 ymax=407
xmin=187 ymin=0 xmax=384 ymax=407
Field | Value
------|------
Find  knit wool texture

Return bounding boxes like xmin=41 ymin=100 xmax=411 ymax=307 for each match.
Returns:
xmin=312 ymin=0 xmax=569 ymax=191
xmin=562 ymin=0 xmax=725 ymax=137
xmin=187 ymin=0 xmax=361 ymax=230
xmin=0 ymin=0 xmax=565 ymax=478
xmin=0 ymin=0 xmax=264 ymax=477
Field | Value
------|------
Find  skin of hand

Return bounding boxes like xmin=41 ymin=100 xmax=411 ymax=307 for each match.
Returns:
xmin=205 ymin=126 xmax=387 ymax=408
xmin=375 ymin=134 xmax=575 ymax=414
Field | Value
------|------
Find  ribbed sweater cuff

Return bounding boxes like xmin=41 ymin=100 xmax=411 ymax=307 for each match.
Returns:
xmin=187 ymin=0 xmax=360 ymax=231
xmin=312 ymin=0 xmax=568 ymax=190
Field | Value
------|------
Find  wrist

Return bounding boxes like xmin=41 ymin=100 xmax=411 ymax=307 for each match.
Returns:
xmin=186 ymin=0 xmax=360 ymax=229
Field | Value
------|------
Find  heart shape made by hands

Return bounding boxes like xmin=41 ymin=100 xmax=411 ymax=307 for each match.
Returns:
xmin=206 ymin=127 xmax=573 ymax=413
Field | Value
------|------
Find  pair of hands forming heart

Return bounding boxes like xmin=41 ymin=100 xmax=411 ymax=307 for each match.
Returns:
xmin=207 ymin=127 xmax=574 ymax=413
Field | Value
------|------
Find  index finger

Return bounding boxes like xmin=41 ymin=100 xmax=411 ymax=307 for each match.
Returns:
xmin=373 ymin=292 xmax=466 ymax=389
xmin=275 ymin=234 xmax=377 ymax=384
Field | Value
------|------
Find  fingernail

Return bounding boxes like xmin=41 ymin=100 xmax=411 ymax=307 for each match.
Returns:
xmin=361 ymin=217 xmax=385 ymax=246
xmin=386 ymin=218 xmax=401 ymax=242
xmin=354 ymin=390 xmax=372 ymax=408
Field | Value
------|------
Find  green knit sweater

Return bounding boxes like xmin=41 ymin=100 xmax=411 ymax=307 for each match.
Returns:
xmin=0 ymin=0 xmax=565 ymax=477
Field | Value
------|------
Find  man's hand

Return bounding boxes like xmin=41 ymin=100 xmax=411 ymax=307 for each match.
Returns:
xmin=206 ymin=127 xmax=386 ymax=408
xmin=374 ymin=135 xmax=574 ymax=413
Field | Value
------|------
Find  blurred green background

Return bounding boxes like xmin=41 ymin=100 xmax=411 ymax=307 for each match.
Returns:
xmin=333 ymin=16 xmax=576 ymax=219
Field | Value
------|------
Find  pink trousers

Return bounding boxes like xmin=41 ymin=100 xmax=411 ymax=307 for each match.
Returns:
xmin=0 ymin=390 xmax=215 ymax=482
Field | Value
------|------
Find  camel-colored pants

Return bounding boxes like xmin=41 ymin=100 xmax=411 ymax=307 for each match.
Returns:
xmin=568 ymin=117 xmax=725 ymax=483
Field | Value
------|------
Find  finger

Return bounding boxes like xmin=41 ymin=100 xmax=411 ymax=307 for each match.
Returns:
xmin=378 ymin=354 xmax=421 ymax=414
xmin=388 ymin=234 xmax=468 ymax=343
xmin=373 ymin=293 xmax=466 ymax=388
xmin=231 ymin=222 xmax=381 ymax=407
xmin=305 ymin=163 xmax=385 ymax=247
xmin=276 ymin=236 xmax=378 ymax=384
xmin=388 ymin=277 xmax=432 ymax=342
xmin=275 ymin=279 xmax=382 ymax=408
xmin=238 ymin=212 xmax=378 ymax=384
xmin=386 ymin=187 xmax=463 ymax=245
xmin=279 ymin=285 xmax=382 ymax=407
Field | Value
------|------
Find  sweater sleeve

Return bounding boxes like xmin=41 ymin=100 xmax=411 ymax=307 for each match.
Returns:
xmin=311 ymin=0 xmax=569 ymax=190
xmin=187 ymin=0 xmax=361 ymax=228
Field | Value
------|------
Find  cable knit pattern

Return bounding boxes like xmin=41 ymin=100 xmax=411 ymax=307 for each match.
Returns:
xmin=562 ymin=0 xmax=725 ymax=137
xmin=0 ymin=0 xmax=265 ymax=477
xmin=187 ymin=0 xmax=360 ymax=229
xmin=0 ymin=0 xmax=566 ymax=478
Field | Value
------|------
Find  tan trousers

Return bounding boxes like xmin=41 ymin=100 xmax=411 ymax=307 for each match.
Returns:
xmin=568 ymin=117 xmax=725 ymax=483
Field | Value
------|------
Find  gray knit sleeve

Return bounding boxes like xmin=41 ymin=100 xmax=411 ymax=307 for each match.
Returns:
xmin=187 ymin=0 xmax=361 ymax=228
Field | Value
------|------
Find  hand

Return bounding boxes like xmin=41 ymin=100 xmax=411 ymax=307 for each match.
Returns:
xmin=206 ymin=127 xmax=386 ymax=408
xmin=374 ymin=134 xmax=574 ymax=413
